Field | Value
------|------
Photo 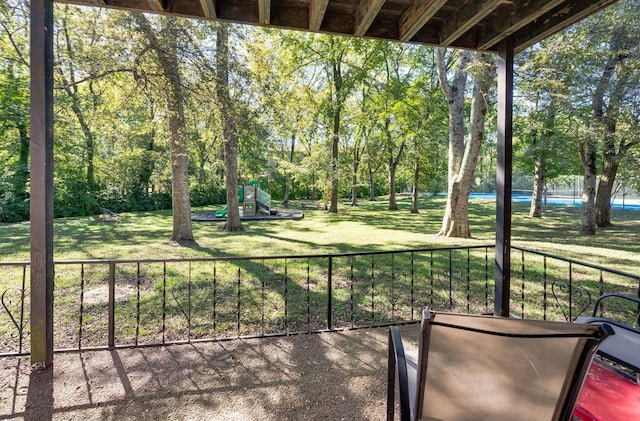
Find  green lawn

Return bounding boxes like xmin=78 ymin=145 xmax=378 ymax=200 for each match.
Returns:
xmin=2 ymin=195 xmax=640 ymax=353
xmin=2 ymin=195 xmax=639 ymax=271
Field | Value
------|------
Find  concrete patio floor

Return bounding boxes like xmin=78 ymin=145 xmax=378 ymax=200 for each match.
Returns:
xmin=1 ymin=325 xmax=417 ymax=420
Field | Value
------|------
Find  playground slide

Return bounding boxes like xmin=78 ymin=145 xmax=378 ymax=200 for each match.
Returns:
xmin=255 ymin=187 xmax=273 ymax=215
xmin=215 ymin=186 xmax=243 ymax=218
xmin=215 ymin=184 xmax=276 ymax=217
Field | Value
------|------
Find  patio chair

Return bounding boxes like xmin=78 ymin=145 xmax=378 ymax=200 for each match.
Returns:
xmin=575 ymin=293 xmax=640 ymax=374
xmin=387 ymin=309 xmax=613 ymax=421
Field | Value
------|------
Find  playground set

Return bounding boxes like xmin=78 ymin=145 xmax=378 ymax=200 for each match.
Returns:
xmin=214 ymin=180 xmax=277 ymax=218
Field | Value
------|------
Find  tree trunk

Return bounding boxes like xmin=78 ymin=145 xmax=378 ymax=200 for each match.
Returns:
xmin=529 ymin=156 xmax=546 ymax=218
xmin=216 ymin=24 xmax=243 ymax=232
xmin=579 ymin=130 xmax=598 ymax=235
xmin=329 ymin=57 xmax=342 ymax=214
xmin=581 ymin=48 xmax=619 ymax=234
xmin=595 ymin=156 xmax=619 ymax=227
xmin=581 ymin=161 xmax=598 ymax=235
xmin=283 ymin=134 xmax=295 ymax=207
xmin=529 ymin=103 xmax=555 ymax=218
xmin=311 ymin=173 xmax=317 ymax=201
xmin=16 ymin=123 xmax=30 ymax=199
xmin=388 ymin=163 xmax=397 ymax=210
xmin=133 ymin=14 xmax=194 ymax=242
xmin=351 ymin=152 xmax=359 ymax=206
xmin=411 ymin=153 xmax=419 ymax=214
xmin=60 ymin=16 xmax=96 ymax=191
xmin=387 ymin=137 xmax=405 ymax=211
xmin=162 ymin=26 xmax=193 ymax=242
xmin=368 ymin=168 xmax=376 ymax=201
xmin=594 ymin=46 xmax=635 ymax=228
xmin=436 ymin=50 xmax=493 ymax=238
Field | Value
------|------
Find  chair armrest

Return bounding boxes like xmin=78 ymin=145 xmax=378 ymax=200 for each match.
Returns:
xmin=576 ymin=317 xmax=640 ymax=373
xmin=387 ymin=326 xmax=411 ymax=421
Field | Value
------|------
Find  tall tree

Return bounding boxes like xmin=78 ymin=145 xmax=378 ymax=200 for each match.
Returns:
xmin=593 ymin=29 xmax=640 ymax=228
xmin=566 ymin=0 xmax=640 ymax=233
xmin=516 ymin=42 xmax=568 ymax=218
xmin=0 ymin=0 xmax=31 ymax=221
xmin=436 ymin=49 xmax=495 ymax=237
xmin=281 ymin=33 xmax=370 ymax=213
xmin=216 ymin=23 xmax=243 ymax=232
xmin=131 ymin=14 xmax=195 ymax=242
xmin=56 ymin=7 xmax=100 ymax=190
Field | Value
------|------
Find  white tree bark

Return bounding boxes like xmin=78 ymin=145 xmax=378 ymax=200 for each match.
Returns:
xmin=436 ymin=49 xmax=495 ymax=238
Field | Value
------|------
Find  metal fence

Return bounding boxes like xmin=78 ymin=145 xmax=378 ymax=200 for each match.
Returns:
xmin=2 ymin=245 xmax=639 ymax=357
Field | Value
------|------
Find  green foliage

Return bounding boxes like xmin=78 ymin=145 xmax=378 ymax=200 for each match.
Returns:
xmin=2 ymin=0 xmax=638 ymax=225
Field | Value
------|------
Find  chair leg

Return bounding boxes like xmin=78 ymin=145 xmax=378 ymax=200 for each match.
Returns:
xmin=388 ymin=326 xmax=411 ymax=421
xmin=387 ymin=328 xmax=396 ymax=421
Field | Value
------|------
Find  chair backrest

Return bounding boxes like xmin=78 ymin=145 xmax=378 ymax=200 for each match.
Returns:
xmin=414 ymin=310 xmax=612 ymax=421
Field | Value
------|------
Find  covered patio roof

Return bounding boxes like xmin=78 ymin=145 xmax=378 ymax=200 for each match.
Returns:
xmin=54 ymin=0 xmax=619 ymax=53
xmin=28 ymin=0 xmax=621 ymax=366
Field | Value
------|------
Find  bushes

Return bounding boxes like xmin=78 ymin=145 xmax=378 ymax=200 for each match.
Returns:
xmin=1 ymin=182 xmax=225 ymax=223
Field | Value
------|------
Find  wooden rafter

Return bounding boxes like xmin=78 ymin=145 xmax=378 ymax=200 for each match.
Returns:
xmin=259 ymin=0 xmax=271 ymax=25
xmin=440 ymin=0 xmax=503 ymax=46
xmin=309 ymin=0 xmax=329 ymax=31
xmin=513 ymin=0 xmax=621 ymax=53
xmin=354 ymin=0 xmax=386 ymax=36
xmin=477 ymin=0 xmax=565 ymax=51
xmin=199 ymin=0 xmax=216 ymax=19
xmin=399 ymin=0 xmax=448 ymax=43
xmin=147 ymin=0 xmax=164 ymax=12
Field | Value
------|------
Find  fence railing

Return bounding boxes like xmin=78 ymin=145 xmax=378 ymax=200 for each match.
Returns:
xmin=2 ymin=245 xmax=639 ymax=356
xmin=511 ymin=246 xmax=640 ymax=325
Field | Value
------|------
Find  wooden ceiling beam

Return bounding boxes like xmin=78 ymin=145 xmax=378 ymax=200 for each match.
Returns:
xmin=310 ymin=0 xmax=329 ymax=31
xmin=399 ymin=0 xmax=448 ymax=43
xmin=513 ymin=0 xmax=621 ymax=53
xmin=354 ymin=0 xmax=386 ymax=36
xmin=440 ymin=0 xmax=503 ymax=46
xmin=147 ymin=0 xmax=164 ymax=12
xmin=199 ymin=0 xmax=216 ymax=19
xmin=259 ymin=0 xmax=271 ymax=25
xmin=477 ymin=0 xmax=565 ymax=51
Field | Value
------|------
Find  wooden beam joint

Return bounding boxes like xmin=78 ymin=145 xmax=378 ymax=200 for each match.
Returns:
xmin=354 ymin=0 xmax=385 ymax=36
xmin=399 ymin=0 xmax=447 ymax=43
xmin=310 ymin=0 xmax=329 ymax=31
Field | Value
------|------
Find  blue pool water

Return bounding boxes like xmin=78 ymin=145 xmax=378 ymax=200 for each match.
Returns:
xmin=468 ymin=193 xmax=640 ymax=212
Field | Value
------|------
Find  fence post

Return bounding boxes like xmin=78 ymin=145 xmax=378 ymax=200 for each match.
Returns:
xmin=108 ymin=262 xmax=115 ymax=347
xmin=327 ymin=256 xmax=333 ymax=330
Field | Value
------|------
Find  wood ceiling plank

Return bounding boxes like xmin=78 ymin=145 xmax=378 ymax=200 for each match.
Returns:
xmin=440 ymin=0 xmax=502 ymax=46
xmin=477 ymin=0 xmax=565 ymax=51
xmin=513 ymin=0 xmax=621 ymax=53
xmin=399 ymin=0 xmax=448 ymax=42
xmin=259 ymin=0 xmax=271 ymax=24
xmin=147 ymin=0 xmax=164 ymax=12
xmin=354 ymin=0 xmax=386 ymax=36
xmin=310 ymin=0 xmax=329 ymax=31
xmin=199 ymin=0 xmax=216 ymax=19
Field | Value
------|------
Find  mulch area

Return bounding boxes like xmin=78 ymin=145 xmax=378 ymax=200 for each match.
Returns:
xmin=192 ymin=208 xmax=304 ymax=222
xmin=0 ymin=325 xmax=418 ymax=420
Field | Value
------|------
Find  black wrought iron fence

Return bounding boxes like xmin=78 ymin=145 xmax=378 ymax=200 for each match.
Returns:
xmin=511 ymin=246 xmax=640 ymax=325
xmin=2 ymin=245 xmax=639 ymax=356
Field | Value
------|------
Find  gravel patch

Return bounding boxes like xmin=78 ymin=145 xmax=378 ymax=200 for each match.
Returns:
xmin=1 ymin=325 xmax=418 ymax=420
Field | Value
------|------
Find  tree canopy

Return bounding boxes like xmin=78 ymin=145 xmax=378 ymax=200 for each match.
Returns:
xmin=1 ymin=0 xmax=638 ymax=241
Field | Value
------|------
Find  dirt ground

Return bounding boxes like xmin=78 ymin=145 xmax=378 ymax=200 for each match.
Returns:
xmin=0 ymin=325 xmax=417 ymax=420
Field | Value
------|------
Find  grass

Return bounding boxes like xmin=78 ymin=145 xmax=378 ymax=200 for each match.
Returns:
xmin=2 ymin=195 xmax=639 ymax=268
xmin=2 ymin=195 xmax=640 ymax=353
